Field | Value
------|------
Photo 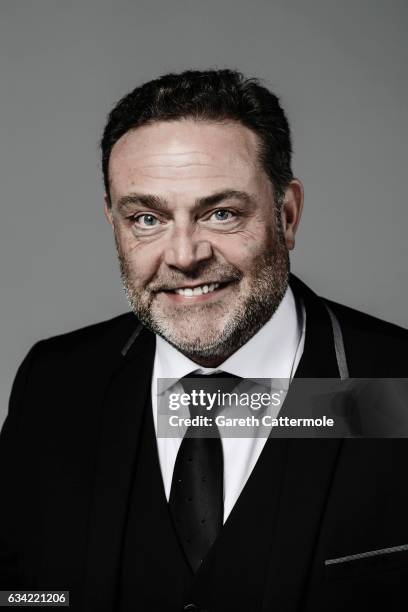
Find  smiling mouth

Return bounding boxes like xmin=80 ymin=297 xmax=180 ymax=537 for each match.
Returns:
xmin=162 ymin=281 xmax=231 ymax=297
xmin=174 ymin=282 xmax=221 ymax=296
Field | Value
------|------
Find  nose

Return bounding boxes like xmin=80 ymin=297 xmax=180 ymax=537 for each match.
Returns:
xmin=163 ymin=225 xmax=213 ymax=271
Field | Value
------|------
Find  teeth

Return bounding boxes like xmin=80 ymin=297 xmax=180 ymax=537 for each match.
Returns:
xmin=175 ymin=282 xmax=220 ymax=296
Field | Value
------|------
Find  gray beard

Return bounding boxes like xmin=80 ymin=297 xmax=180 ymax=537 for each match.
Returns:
xmin=115 ymin=225 xmax=290 ymax=366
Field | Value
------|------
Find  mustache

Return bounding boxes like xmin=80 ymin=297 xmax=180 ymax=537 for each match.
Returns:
xmin=148 ymin=266 xmax=243 ymax=292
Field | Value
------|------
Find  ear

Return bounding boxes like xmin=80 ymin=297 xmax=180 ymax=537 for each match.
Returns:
xmin=280 ymin=178 xmax=304 ymax=250
xmin=104 ymin=195 xmax=114 ymax=228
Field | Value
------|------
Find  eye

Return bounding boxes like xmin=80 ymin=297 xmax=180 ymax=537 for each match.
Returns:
xmin=133 ymin=213 xmax=159 ymax=227
xmin=210 ymin=209 xmax=235 ymax=222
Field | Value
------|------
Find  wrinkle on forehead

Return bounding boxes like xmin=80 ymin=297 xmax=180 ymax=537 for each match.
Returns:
xmin=122 ymin=161 xmax=250 ymax=182
xmin=137 ymin=152 xmax=244 ymax=180
xmin=142 ymin=162 xmax=219 ymax=168
xmin=135 ymin=151 xmax=218 ymax=166
xmin=141 ymin=156 xmax=223 ymax=170
xmin=140 ymin=150 xmax=212 ymax=160
xmin=116 ymin=145 xmax=253 ymax=165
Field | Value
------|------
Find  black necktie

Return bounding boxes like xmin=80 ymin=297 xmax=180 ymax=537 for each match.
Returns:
xmin=169 ymin=372 xmax=241 ymax=572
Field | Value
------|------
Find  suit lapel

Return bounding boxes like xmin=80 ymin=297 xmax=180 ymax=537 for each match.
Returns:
xmin=80 ymin=324 xmax=156 ymax=612
xmin=290 ymin=274 xmax=340 ymax=378
xmin=261 ymin=275 xmax=344 ymax=611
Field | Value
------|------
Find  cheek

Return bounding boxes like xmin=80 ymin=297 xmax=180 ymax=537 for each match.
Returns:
xmin=215 ymin=231 xmax=270 ymax=269
xmin=115 ymin=227 xmax=161 ymax=281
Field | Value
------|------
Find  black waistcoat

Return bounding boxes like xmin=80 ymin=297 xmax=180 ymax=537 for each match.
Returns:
xmin=117 ymin=394 xmax=289 ymax=612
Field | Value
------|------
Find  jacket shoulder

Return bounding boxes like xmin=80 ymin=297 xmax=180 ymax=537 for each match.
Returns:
xmin=323 ymin=298 xmax=408 ymax=375
xmin=290 ymin=273 xmax=408 ymax=346
xmin=324 ymin=298 xmax=408 ymax=340
xmin=5 ymin=312 xmax=142 ymax=423
xmin=33 ymin=311 xmax=140 ymax=357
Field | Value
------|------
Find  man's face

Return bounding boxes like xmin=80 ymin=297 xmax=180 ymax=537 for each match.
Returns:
xmin=106 ymin=119 xmax=302 ymax=365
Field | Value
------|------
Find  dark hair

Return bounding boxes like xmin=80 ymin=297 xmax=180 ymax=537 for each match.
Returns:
xmin=101 ymin=69 xmax=293 ymax=206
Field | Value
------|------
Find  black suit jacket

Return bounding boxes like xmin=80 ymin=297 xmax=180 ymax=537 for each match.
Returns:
xmin=1 ymin=274 xmax=408 ymax=611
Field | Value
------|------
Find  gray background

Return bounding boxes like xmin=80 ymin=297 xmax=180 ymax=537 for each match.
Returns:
xmin=1 ymin=0 xmax=407 ymax=426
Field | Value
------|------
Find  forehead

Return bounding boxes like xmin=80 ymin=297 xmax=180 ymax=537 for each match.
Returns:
xmin=108 ymin=119 xmax=267 ymax=201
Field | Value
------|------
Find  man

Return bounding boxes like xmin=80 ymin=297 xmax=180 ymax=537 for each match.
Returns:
xmin=1 ymin=69 xmax=408 ymax=612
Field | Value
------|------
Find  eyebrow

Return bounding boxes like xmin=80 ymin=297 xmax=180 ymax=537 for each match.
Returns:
xmin=116 ymin=189 xmax=256 ymax=213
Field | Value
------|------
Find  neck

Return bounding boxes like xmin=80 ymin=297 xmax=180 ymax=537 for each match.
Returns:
xmin=180 ymin=352 xmax=229 ymax=369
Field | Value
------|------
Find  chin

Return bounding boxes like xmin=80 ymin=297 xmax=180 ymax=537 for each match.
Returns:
xmin=160 ymin=326 xmax=224 ymax=353
xmin=148 ymin=313 xmax=225 ymax=352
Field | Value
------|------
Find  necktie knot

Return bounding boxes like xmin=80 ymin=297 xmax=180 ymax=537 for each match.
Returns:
xmin=179 ymin=372 xmax=242 ymax=416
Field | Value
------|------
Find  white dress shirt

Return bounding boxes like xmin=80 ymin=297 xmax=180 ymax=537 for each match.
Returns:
xmin=151 ymin=286 xmax=305 ymax=523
